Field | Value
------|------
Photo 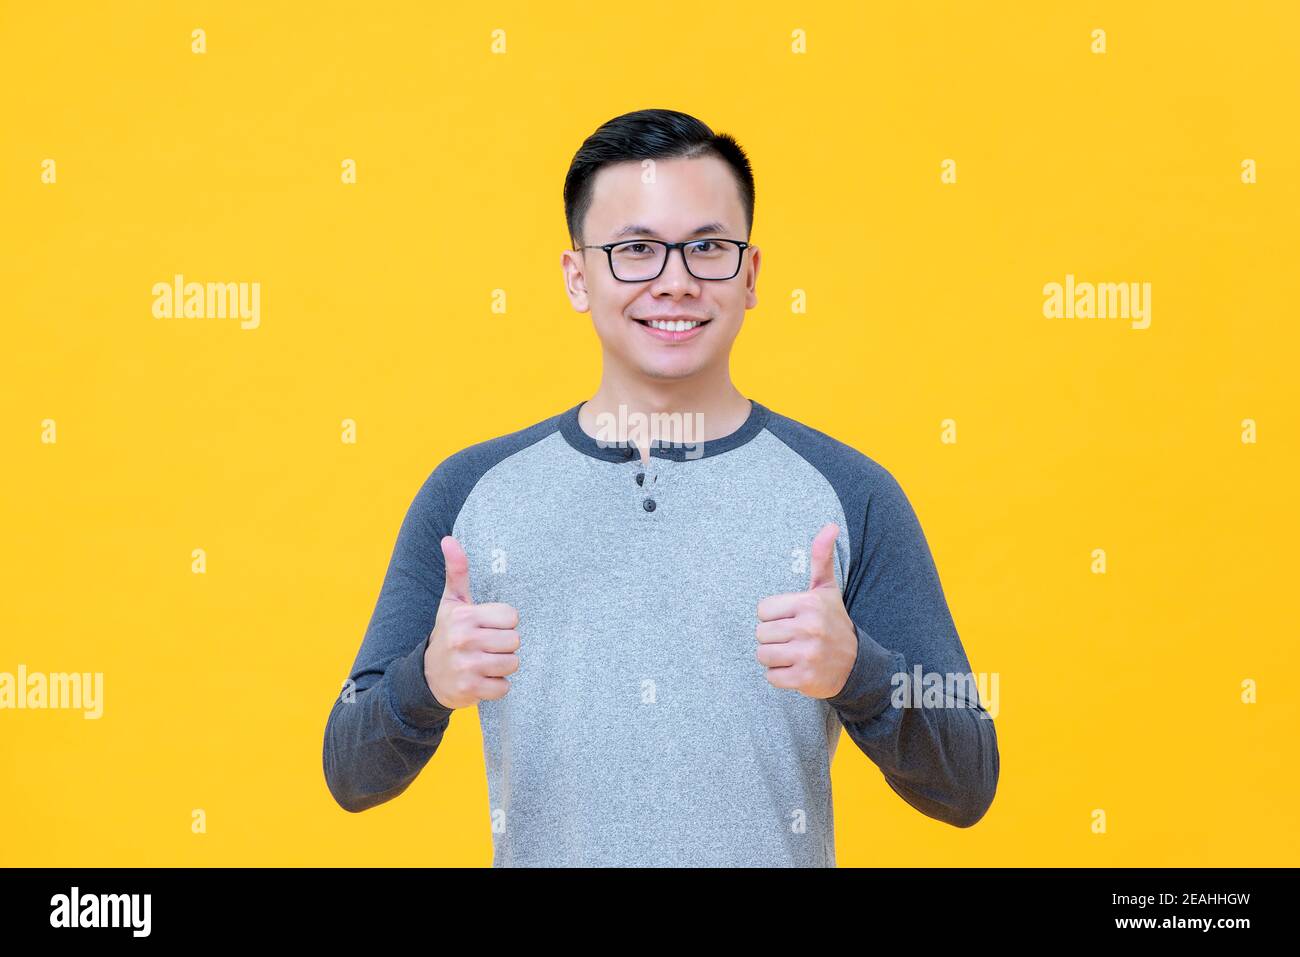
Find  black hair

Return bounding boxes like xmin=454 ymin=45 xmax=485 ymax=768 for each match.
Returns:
xmin=563 ymin=108 xmax=755 ymax=249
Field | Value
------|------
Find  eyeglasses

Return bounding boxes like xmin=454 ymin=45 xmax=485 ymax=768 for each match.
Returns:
xmin=578 ymin=238 xmax=751 ymax=282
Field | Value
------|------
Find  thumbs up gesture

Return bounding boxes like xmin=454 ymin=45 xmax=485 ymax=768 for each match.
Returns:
xmin=754 ymin=522 xmax=859 ymax=699
xmin=422 ymin=535 xmax=521 ymax=709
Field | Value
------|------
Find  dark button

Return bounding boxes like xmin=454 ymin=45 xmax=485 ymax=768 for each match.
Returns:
xmin=635 ymin=472 xmax=644 ymax=486
xmin=643 ymin=498 xmax=656 ymax=512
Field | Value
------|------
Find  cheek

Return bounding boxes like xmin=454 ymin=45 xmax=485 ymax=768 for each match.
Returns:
xmin=592 ymin=284 xmax=643 ymax=321
xmin=721 ymin=286 xmax=748 ymax=310
xmin=590 ymin=303 xmax=635 ymax=342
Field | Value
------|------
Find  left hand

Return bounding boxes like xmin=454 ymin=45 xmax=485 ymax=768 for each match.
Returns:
xmin=755 ymin=522 xmax=859 ymax=699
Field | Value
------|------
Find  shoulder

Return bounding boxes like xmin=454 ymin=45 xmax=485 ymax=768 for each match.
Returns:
xmin=409 ymin=406 xmax=567 ymax=522
xmin=760 ymin=404 xmax=935 ymax=583
xmin=760 ymin=403 xmax=902 ymax=502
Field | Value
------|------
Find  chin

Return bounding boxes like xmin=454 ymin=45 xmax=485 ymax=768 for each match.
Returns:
xmin=623 ymin=354 xmax=694 ymax=377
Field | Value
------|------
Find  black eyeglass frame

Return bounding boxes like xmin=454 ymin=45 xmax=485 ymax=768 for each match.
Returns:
xmin=577 ymin=238 xmax=752 ymax=282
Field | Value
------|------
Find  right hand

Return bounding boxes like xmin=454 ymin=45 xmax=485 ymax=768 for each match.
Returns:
xmin=423 ymin=535 xmax=520 ymax=709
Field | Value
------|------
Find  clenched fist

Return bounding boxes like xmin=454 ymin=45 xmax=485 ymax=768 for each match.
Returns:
xmin=423 ymin=535 xmax=521 ymax=709
xmin=755 ymin=522 xmax=859 ymax=699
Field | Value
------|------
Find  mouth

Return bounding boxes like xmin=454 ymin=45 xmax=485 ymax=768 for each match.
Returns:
xmin=631 ymin=316 xmax=712 ymax=342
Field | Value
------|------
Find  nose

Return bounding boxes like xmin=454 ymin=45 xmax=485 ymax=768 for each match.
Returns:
xmin=650 ymin=245 xmax=699 ymax=294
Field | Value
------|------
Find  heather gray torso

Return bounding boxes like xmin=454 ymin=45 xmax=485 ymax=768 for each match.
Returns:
xmin=323 ymin=399 xmax=1000 ymax=867
xmin=461 ymin=427 xmax=847 ymax=866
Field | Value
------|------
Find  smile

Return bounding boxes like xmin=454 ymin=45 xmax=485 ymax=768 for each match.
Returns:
xmin=632 ymin=316 xmax=711 ymax=341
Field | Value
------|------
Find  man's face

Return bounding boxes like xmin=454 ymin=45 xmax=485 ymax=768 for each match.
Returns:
xmin=562 ymin=155 xmax=760 ymax=382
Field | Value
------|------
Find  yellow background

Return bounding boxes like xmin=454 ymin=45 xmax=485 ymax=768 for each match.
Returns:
xmin=2 ymin=1 xmax=1296 ymax=866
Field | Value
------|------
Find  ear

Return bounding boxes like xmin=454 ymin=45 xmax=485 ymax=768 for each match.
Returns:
xmin=561 ymin=248 xmax=591 ymax=312
xmin=743 ymin=244 xmax=760 ymax=311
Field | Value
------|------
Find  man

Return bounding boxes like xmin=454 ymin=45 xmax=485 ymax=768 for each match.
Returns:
xmin=323 ymin=108 xmax=999 ymax=866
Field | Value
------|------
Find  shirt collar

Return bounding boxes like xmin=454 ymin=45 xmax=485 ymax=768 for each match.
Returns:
xmin=558 ymin=398 xmax=769 ymax=462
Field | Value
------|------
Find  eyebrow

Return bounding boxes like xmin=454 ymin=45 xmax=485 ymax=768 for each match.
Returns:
xmin=609 ymin=222 xmax=730 ymax=241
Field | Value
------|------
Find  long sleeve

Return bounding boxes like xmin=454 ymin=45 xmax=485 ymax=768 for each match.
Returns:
xmin=322 ymin=466 xmax=458 ymax=813
xmin=824 ymin=469 xmax=999 ymax=828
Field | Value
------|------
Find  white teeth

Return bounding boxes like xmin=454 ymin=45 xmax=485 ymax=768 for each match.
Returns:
xmin=647 ymin=319 xmax=700 ymax=331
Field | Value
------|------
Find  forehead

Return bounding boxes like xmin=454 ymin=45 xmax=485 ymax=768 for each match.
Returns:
xmin=585 ymin=155 xmax=744 ymax=241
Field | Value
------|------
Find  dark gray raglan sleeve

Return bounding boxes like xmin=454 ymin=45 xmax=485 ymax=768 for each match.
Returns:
xmin=322 ymin=463 xmax=458 ymax=813
xmin=824 ymin=466 xmax=1000 ymax=828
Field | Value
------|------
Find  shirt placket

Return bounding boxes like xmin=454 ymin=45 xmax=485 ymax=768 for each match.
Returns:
xmin=624 ymin=450 xmax=674 ymax=517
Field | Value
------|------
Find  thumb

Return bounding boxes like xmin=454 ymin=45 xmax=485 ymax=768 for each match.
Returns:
xmin=440 ymin=535 xmax=473 ymax=605
xmin=808 ymin=522 xmax=840 ymax=591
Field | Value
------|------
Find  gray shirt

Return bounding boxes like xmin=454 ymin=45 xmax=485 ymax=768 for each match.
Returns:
xmin=323 ymin=399 xmax=999 ymax=865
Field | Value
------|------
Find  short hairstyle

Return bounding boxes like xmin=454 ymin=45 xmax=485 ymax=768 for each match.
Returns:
xmin=563 ymin=108 xmax=755 ymax=249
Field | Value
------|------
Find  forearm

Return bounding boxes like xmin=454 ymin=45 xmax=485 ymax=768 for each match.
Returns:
xmin=323 ymin=634 xmax=455 ymax=813
xmin=828 ymin=624 xmax=1000 ymax=828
